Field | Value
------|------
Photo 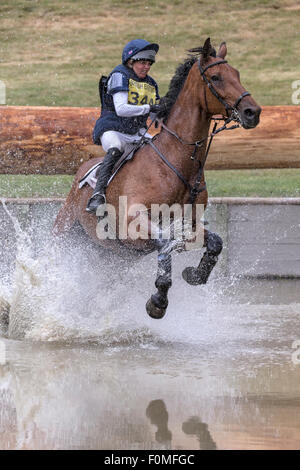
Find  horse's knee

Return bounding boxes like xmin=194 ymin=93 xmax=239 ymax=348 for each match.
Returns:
xmin=206 ymin=232 xmax=223 ymax=256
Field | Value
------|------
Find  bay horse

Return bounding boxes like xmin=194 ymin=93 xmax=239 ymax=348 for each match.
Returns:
xmin=53 ymin=38 xmax=261 ymax=319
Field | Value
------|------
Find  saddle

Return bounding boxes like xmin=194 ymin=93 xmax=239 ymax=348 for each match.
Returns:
xmin=78 ymin=138 xmax=151 ymax=190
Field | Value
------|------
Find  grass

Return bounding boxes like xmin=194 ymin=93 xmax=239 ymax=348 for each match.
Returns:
xmin=205 ymin=169 xmax=300 ymax=197
xmin=1 ymin=169 xmax=300 ymax=199
xmin=0 ymin=0 xmax=299 ymax=106
xmin=0 ymin=175 xmax=73 ymax=198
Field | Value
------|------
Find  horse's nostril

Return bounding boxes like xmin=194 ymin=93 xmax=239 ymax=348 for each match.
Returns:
xmin=244 ymin=108 xmax=255 ymax=118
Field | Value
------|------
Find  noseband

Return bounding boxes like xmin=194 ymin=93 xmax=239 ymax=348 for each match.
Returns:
xmin=198 ymin=59 xmax=250 ymax=121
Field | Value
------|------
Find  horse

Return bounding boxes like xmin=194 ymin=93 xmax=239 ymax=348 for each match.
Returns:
xmin=53 ymin=38 xmax=261 ymax=320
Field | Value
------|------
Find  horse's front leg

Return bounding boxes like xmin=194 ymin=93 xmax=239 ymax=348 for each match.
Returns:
xmin=182 ymin=229 xmax=223 ymax=285
xmin=146 ymin=239 xmax=173 ymax=319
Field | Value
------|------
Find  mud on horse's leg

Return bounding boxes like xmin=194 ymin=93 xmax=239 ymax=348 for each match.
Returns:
xmin=182 ymin=230 xmax=223 ymax=285
xmin=146 ymin=239 xmax=172 ymax=319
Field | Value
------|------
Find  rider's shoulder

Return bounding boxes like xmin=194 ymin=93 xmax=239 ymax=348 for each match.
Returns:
xmin=111 ymin=64 xmax=131 ymax=77
xmin=107 ymin=64 xmax=131 ymax=93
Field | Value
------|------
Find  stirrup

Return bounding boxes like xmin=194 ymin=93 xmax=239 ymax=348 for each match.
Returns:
xmin=86 ymin=192 xmax=106 ymax=214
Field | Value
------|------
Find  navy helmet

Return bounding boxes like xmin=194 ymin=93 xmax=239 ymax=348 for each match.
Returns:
xmin=122 ymin=39 xmax=159 ymax=65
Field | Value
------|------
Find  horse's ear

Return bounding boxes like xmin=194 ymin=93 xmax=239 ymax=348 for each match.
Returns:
xmin=217 ymin=41 xmax=227 ymax=59
xmin=200 ymin=37 xmax=212 ymax=65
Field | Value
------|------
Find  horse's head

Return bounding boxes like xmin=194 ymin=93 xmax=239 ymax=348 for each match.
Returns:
xmin=194 ymin=38 xmax=261 ymax=129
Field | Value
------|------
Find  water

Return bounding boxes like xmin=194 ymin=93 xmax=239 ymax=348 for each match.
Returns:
xmin=0 ymin=204 xmax=300 ymax=450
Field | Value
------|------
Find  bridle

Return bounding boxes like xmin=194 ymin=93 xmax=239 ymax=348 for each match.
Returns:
xmin=142 ymin=57 xmax=252 ymax=204
xmin=198 ymin=58 xmax=251 ymax=123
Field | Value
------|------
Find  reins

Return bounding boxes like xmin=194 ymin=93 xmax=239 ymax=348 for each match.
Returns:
xmin=143 ymin=57 xmax=251 ymax=205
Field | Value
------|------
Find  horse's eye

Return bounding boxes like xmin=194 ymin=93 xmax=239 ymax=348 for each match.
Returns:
xmin=211 ymin=75 xmax=220 ymax=82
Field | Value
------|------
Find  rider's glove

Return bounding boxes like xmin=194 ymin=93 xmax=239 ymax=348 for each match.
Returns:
xmin=149 ymin=102 xmax=168 ymax=120
xmin=149 ymin=104 xmax=162 ymax=114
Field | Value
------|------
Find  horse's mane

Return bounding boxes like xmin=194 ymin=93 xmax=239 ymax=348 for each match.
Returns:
xmin=159 ymin=46 xmax=216 ymax=122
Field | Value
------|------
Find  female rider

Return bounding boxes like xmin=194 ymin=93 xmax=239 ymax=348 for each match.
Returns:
xmin=86 ymin=39 xmax=161 ymax=214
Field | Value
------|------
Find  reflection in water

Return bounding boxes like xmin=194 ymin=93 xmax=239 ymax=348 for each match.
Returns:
xmin=182 ymin=416 xmax=217 ymax=450
xmin=146 ymin=400 xmax=172 ymax=449
xmin=0 ymin=336 xmax=300 ymax=450
xmin=146 ymin=400 xmax=217 ymax=450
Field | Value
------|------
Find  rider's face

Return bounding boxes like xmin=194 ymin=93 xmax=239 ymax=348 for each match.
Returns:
xmin=132 ymin=60 xmax=153 ymax=79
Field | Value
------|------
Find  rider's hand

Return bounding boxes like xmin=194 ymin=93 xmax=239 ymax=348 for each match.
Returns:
xmin=149 ymin=104 xmax=162 ymax=115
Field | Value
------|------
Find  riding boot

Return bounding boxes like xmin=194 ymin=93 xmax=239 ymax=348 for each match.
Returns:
xmin=86 ymin=147 xmax=122 ymax=214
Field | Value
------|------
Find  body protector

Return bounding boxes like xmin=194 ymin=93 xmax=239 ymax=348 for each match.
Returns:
xmin=93 ymin=64 xmax=159 ymax=145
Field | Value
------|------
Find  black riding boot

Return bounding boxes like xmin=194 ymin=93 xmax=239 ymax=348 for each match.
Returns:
xmin=86 ymin=147 xmax=122 ymax=214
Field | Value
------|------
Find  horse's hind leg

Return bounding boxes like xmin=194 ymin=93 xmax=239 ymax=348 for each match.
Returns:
xmin=146 ymin=239 xmax=173 ymax=319
xmin=182 ymin=230 xmax=223 ymax=285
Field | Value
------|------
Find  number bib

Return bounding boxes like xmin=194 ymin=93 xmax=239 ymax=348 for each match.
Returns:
xmin=128 ymin=79 xmax=157 ymax=106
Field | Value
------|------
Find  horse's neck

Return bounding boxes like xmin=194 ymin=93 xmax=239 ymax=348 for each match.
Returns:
xmin=158 ymin=80 xmax=210 ymax=179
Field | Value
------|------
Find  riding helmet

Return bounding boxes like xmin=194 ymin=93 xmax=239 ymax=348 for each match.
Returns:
xmin=122 ymin=39 xmax=159 ymax=65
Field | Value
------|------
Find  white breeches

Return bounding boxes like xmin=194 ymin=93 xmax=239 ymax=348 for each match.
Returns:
xmin=101 ymin=130 xmax=152 ymax=153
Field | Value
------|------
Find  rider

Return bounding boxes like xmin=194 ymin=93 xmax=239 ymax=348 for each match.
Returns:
xmin=86 ymin=38 xmax=161 ymax=214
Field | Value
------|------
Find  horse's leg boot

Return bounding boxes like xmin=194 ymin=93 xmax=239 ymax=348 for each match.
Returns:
xmin=182 ymin=232 xmax=223 ymax=285
xmin=182 ymin=253 xmax=218 ymax=285
xmin=86 ymin=147 xmax=122 ymax=214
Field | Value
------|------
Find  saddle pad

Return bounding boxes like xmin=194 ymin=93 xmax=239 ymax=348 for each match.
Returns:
xmin=78 ymin=142 xmax=139 ymax=190
xmin=78 ymin=161 xmax=101 ymax=190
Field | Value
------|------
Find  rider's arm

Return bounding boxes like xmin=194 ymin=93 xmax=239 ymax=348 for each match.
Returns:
xmin=108 ymin=73 xmax=150 ymax=117
xmin=113 ymin=91 xmax=150 ymax=117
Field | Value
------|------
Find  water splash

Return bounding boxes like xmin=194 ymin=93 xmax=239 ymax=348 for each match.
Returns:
xmin=1 ymin=200 xmax=298 ymax=352
xmin=0 ymin=200 xmax=166 ymax=343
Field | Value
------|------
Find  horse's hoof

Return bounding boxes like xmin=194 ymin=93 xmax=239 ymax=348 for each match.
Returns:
xmin=182 ymin=267 xmax=207 ymax=285
xmin=146 ymin=298 xmax=167 ymax=319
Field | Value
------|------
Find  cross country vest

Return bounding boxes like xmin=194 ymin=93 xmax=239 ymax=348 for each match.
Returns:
xmin=93 ymin=64 xmax=159 ymax=144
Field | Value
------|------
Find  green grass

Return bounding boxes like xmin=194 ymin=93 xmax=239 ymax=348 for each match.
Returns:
xmin=0 ymin=175 xmax=73 ymax=198
xmin=0 ymin=0 xmax=299 ymax=106
xmin=1 ymin=170 xmax=300 ymax=198
xmin=206 ymin=169 xmax=300 ymax=197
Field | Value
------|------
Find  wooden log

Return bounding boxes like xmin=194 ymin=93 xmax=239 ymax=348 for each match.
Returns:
xmin=0 ymin=106 xmax=101 ymax=174
xmin=0 ymin=105 xmax=299 ymax=174
xmin=206 ymin=106 xmax=300 ymax=170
